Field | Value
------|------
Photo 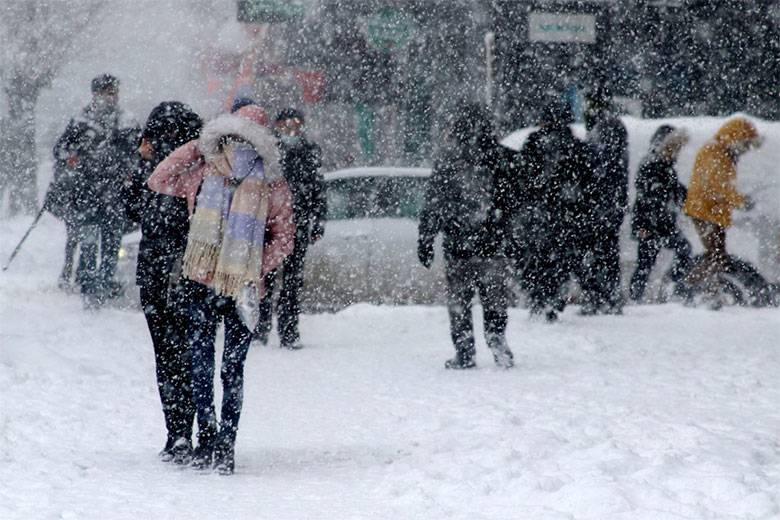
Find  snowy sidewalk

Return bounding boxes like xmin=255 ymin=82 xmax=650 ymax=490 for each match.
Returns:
xmin=2 ymin=215 xmax=780 ymax=519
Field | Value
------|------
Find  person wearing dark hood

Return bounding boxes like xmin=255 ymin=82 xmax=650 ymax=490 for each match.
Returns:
xmin=629 ymin=125 xmax=692 ymax=302
xmin=517 ymin=98 xmax=592 ymax=322
xmin=253 ymin=108 xmax=326 ymax=350
xmin=53 ymin=74 xmax=138 ymax=307
xmin=124 ymin=101 xmax=203 ymax=464
xmin=418 ymin=103 xmax=516 ymax=370
xmin=580 ymin=85 xmax=629 ymax=314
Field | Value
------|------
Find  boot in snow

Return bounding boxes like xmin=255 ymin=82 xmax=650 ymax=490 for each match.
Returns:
xmin=190 ymin=445 xmax=213 ymax=470
xmin=444 ymin=350 xmax=476 ymax=370
xmin=487 ymin=334 xmax=514 ymax=369
xmin=170 ymin=437 xmax=193 ymax=465
xmin=158 ymin=436 xmax=176 ymax=462
xmin=214 ymin=441 xmax=235 ymax=476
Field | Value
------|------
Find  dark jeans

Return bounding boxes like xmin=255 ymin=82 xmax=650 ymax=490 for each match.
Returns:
xmin=140 ymin=276 xmax=194 ymax=442
xmin=76 ymin=218 xmax=123 ymax=296
xmin=629 ymin=231 xmax=692 ymax=300
xmin=187 ymin=282 xmax=252 ymax=450
xmin=445 ymin=257 xmax=509 ymax=357
xmin=256 ymin=229 xmax=309 ymax=346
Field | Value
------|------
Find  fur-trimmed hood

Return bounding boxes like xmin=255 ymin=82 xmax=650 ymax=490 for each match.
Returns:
xmin=197 ymin=113 xmax=281 ymax=180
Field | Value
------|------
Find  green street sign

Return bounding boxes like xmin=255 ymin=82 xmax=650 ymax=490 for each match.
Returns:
xmin=367 ymin=8 xmax=412 ymax=51
xmin=237 ymin=0 xmax=305 ymax=23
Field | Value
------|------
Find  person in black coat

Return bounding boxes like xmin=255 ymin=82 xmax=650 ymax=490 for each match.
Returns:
xmin=418 ymin=103 xmax=516 ymax=369
xmin=517 ymin=99 xmax=592 ymax=322
xmin=629 ymin=125 xmax=692 ymax=301
xmin=125 ymin=101 xmax=202 ymax=464
xmin=254 ymin=108 xmax=326 ymax=350
xmin=580 ymin=86 xmax=630 ymax=314
xmin=53 ymin=74 xmax=138 ymax=306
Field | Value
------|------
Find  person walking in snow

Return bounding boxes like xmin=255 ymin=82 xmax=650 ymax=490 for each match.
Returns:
xmin=253 ymin=108 xmax=326 ymax=350
xmin=683 ymin=117 xmax=763 ymax=304
xmin=579 ymin=86 xmax=629 ymax=314
xmin=418 ymin=103 xmax=516 ymax=370
xmin=517 ymin=98 xmax=591 ymax=322
xmin=628 ymin=125 xmax=693 ymax=302
xmin=52 ymin=74 xmax=138 ymax=306
xmin=147 ymin=104 xmax=294 ymax=475
xmin=125 ymin=101 xmax=203 ymax=464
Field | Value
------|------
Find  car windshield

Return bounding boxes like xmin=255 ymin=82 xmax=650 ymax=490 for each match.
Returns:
xmin=326 ymin=176 xmax=428 ymax=220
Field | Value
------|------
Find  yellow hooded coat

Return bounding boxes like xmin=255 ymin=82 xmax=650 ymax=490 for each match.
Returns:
xmin=683 ymin=118 xmax=757 ymax=227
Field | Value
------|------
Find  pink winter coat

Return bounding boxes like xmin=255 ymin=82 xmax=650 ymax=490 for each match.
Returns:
xmin=147 ymin=106 xmax=295 ymax=279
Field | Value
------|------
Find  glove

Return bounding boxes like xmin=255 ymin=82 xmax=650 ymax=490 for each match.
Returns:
xmin=418 ymin=240 xmax=434 ymax=269
xmin=310 ymin=222 xmax=325 ymax=244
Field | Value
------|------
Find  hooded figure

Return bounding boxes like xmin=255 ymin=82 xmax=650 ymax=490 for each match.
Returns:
xmin=147 ymin=104 xmax=294 ymax=475
xmin=629 ymin=125 xmax=692 ymax=301
xmin=580 ymin=86 xmax=629 ymax=314
xmin=418 ymin=103 xmax=516 ymax=370
xmin=124 ymin=101 xmax=203 ymax=465
xmin=518 ymin=98 xmax=592 ymax=321
xmin=683 ymin=117 xmax=763 ymax=303
xmin=683 ymin=118 xmax=760 ymax=228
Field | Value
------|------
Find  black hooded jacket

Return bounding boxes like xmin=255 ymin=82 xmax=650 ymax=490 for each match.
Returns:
xmin=517 ymin=124 xmax=593 ymax=251
xmin=419 ymin=107 xmax=518 ymax=261
xmin=124 ymin=102 xmax=202 ymax=286
xmin=278 ymin=137 xmax=327 ymax=233
xmin=584 ymin=114 xmax=629 ymax=231
xmin=631 ymin=155 xmax=687 ymax=239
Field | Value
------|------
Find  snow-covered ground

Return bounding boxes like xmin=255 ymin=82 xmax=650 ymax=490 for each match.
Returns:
xmin=2 ymin=213 xmax=780 ymax=519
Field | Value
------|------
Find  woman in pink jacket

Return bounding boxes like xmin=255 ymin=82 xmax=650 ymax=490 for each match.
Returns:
xmin=147 ymin=104 xmax=294 ymax=475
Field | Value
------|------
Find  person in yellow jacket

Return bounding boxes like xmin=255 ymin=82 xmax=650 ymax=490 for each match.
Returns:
xmin=683 ymin=117 xmax=763 ymax=295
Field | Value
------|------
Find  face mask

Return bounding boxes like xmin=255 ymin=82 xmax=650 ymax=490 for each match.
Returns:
xmin=280 ymin=134 xmax=302 ymax=147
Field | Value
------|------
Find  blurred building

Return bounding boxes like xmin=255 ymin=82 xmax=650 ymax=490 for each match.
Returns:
xmin=226 ymin=0 xmax=779 ymax=168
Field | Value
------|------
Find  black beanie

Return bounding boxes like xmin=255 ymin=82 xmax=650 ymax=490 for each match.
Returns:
xmin=91 ymin=74 xmax=119 ymax=93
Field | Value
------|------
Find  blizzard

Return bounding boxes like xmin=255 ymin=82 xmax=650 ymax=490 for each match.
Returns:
xmin=2 ymin=209 xmax=779 ymax=520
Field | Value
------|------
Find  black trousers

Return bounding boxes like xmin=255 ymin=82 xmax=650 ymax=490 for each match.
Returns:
xmin=445 ymin=257 xmax=509 ymax=357
xmin=140 ymin=275 xmax=194 ymax=442
xmin=578 ymin=224 xmax=623 ymax=311
xmin=256 ymin=228 xmax=309 ymax=346
xmin=629 ymin=230 xmax=692 ymax=301
xmin=522 ymin=241 xmax=574 ymax=313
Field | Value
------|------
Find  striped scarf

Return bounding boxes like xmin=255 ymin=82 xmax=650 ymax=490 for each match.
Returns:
xmin=183 ymin=144 xmax=269 ymax=298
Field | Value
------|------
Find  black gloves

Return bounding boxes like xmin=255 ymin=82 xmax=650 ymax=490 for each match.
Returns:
xmin=310 ymin=222 xmax=325 ymax=244
xmin=418 ymin=239 xmax=434 ymax=269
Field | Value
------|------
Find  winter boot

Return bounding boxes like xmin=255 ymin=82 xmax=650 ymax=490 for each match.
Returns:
xmin=444 ymin=349 xmax=476 ymax=370
xmin=158 ymin=436 xmax=176 ymax=462
xmin=190 ymin=424 xmax=216 ymax=470
xmin=487 ymin=334 xmax=514 ymax=369
xmin=214 ymin=439 xmax=235 ymax=476
xmin=190 ymin=445 xmax=213 ymax=470
xmin=170 ymin=437 xmax=193 ymax=466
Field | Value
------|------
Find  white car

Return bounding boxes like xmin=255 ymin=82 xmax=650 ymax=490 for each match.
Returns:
xmin=301 ymin=167 xmax=447 ymax=310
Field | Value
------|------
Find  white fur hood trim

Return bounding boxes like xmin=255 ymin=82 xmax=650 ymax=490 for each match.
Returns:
xmin=197 ymin=114 xmax=281 ymax=180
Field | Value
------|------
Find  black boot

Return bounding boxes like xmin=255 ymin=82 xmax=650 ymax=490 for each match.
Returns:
xmin=214 ymin=439 xmax=235 ymax=476
xmin=170 ymin=437 xmax=193 ymax=465
xmin=158 ymin=436 xmax=176 ymax=462
xmin=444 ymin=349 xmax=476 ymax=370
xmin=190 ymin=424 xmax=216 ymax=470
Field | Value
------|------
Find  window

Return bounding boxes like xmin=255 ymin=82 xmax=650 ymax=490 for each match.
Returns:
xmin=326 ymin=176 xmax=428 ymax=220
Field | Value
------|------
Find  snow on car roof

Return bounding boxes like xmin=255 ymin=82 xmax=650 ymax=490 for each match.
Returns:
xmin=324 ymin=167 xmax=431 ymax=181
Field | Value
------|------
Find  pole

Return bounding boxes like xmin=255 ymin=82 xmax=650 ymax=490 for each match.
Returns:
xmin=2 ymin=205 xmax=46 ymax=271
